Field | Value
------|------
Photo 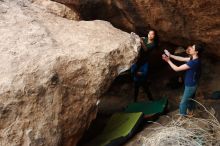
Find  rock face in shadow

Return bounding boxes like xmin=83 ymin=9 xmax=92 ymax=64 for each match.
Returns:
xmin=54 ymin=0 xmax=220 ymax=56
xmin=0 ymin=0 xmax=140 ymax=145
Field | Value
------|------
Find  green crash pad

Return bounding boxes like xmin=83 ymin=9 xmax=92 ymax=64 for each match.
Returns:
xmin=89 ymin=112 xmax=143 ymax=146
xmin=125 ymin=97 xmax=168 ymax=116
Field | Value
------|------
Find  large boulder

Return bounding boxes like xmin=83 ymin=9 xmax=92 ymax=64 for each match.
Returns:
xmin=0 ymin=0 xmax=140 ymax=146
xmin=54 ymin=0 xmax=220 ymax=56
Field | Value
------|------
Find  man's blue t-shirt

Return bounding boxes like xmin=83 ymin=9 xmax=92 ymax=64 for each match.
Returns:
xmin=131 ymin=63 xmax=148 ymax=82
xmin=185 ymin=59 xmax=201 ymax=86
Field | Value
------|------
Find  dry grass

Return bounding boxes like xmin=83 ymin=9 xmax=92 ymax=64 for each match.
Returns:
xmin=139 ymin=100 xmax=220 ymax=146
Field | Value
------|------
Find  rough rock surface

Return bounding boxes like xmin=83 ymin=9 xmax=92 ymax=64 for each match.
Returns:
xmin=0 ymin=0 xmax=140 ymax=145
xmin=33 ymin=0 xmax=80 ymax=20
xmin=54 ymin=0 xmax=220 ymax=56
